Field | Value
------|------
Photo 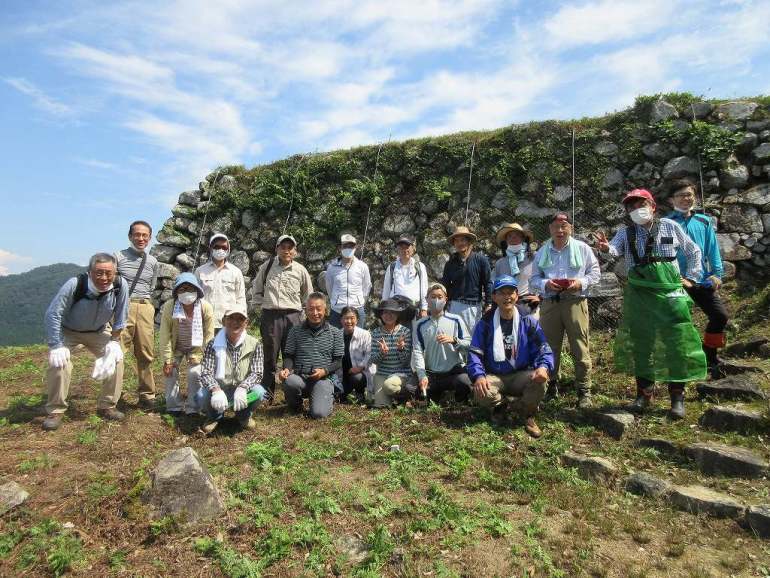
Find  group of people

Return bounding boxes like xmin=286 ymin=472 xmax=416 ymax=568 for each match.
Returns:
xmin=41 ymin=176 xmax=727 ymax=438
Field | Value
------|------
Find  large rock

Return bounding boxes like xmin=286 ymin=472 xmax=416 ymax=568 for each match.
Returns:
xmin=753 ymin=143 xmax=770 ymax=162
xmin=720 ymin=205 xmax=763 ymax=233
xmin=719 ymin=163 xmax=749 ymax=190
xmin=228 ymin=250 xmax=250 ymax=275
xmin=150 ymin=244 xmax=184 ymax=264
xmin=594 ymin=141 xmax=618 ymax=156
xmin=175 ymin=253 xmax=197 ymax=271
xmin=515 ymin=200 xmax=556 ymax=219
xmin=642 ymin=142 xmax=676 ymax=161
xmin=624 ymin=472 xmax=672 ymax=498
xmin=684 ymin=442 xmax=768 ymax=478
xmin=740 ymin=184 xmax=770 ymax=206
xmin=157 ymin=228 xmax=193 ymax=248
xmin=155 ymin=263 xmax=181 ymax=280
xmin=690 ymin=102 xmax=713 ymax=119
xmin=383 ymin=214 xmax=416 ymax=235
xmin=696 ymin=375 xmax=767 ymax=401
xmin=719 ymin=360 xmax=765 ymax=376
xmin=0 ymin=481 xmax=29 ymax=515
xmin=586 ymin=410 xmax=635 ymax=440
xmin=699 ymin=406 xmax=766 ymax=435
xmin=562 ymin=451 xmax=618 ymax=482
xmin=143 ymin=447 xmax=224 ymax=521
xmin=587 ymin=272 xmax=621 ymax=298
xmin=713 ymin=101 xmax=758 ymax=121
xmin=171 ymin=204 xmax=198 ymax=219
xmin=649 ymin=100 xmax=678 ymax=123
xmin=638 ymin=437 xmax=681 ymax=457
xmin=669 ymin=485 xmax=745 ymax=518
xmin=717 ymin=234 xmax=752 ymax=260
xmin=746 ymin=505 xmax=770 ymax=538
xmin=723 ymin=337 xmax=769 ymax=358
xmin=662 ymin=156 xmax=699 ymax=180
xmin=602 ymin=168 xmax=624 ymax=189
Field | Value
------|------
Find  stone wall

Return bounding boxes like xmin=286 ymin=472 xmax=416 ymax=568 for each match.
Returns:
xmin=149 ymin=95 xmax=770 ymax=324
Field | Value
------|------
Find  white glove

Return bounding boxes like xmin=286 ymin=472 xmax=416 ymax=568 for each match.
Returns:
xmin=105 ymin=341 xmax=124 ymax=363
xmin=210 ymin=389 xmax=228 ymax=413
xmin=233 ymin=387 xmax=248 ymax=411
xmin=49 ymin=347 xmax=70 ymax=369
xmin=92 ymin=355 xmax=111 ymax=381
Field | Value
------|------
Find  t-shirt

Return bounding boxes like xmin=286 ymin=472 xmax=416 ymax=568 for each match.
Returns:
xmin=500 ymin=318 xmax=515 ymax=359
xmin=343 ymin=332 xmax=353 ymax=374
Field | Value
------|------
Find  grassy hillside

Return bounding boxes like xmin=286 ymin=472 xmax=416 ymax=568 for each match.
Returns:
xmin=0 ymin=264 xmax=85 ymax=347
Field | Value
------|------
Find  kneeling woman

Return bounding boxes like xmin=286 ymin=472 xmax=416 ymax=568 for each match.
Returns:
xmin=368 ymin=299 xmax=415 ymax=407
xmin=337 ymin=306 xmax=371 ymax=403
xmin=159 ymin=273 xmax=215 ymax=414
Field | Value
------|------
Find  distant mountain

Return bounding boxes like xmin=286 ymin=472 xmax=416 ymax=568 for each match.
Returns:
xmin=0 ymin=263 xmax=85 ymax=346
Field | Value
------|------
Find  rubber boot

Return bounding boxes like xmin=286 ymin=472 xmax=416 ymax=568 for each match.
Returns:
xmin=627 ymin=377 xmax=653 ymax=413
xmin=668 ymin=384 xmax=685 ymax=420
xmin=544 ymin=381 xmax=559 ymax=402
xmin=703 ymin=345 xmax=724 ymax=380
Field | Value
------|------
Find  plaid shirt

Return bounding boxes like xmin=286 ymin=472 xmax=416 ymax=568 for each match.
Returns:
xmin=607 ymin=218 xmax=702 ymax=281
xmin=199 ymin=336 xmax=264 ymax=391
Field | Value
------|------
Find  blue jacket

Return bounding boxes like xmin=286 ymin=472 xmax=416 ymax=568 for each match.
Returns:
xmin=667 ymin=211 xmax=723 ymax=283
xmin=466 ymin=311 xmax=554 ymax=381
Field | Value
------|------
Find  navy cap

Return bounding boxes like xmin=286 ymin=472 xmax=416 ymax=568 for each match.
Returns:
xmin=493 ymin=275 xmax=519 ymax=293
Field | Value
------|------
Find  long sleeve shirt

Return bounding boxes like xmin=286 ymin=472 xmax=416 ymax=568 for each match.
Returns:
xmin=381 ymin=258 xmax=429 ymax=311
xmin=283 ymin=321 xmax=344 ymax=376
xmin=45 ymin=276 xmax=129 ymax=349
xmin=252 ymin=257 xmax=313 ymax=311
xmin=441 ymin=251 xmax=493 ymax=305
xmin=325 ymin=257 xmax=372 ymax=313
xmin=666 ymin=211 xmax=723 ymax=282
xmin=412 ymin=312 xmax=470 ymax=380
xmin=530 ymin=238 xmax=601 ymax=298
xmin=369 ymin=325 xmax=412 ymax=376
xmin=606 ymin=218 xmax=702 ymax=281
xmin=195 ymin=261 xmax=247 ymax=328
xmin=493 ymin=255 xmax=535 ymax=295
xmin=199 ymin=336 xmax=264 ymax=391
xmin=115 ymin=247 xmax=158 ymax=299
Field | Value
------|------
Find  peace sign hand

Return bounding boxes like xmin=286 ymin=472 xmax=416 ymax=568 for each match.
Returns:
xmin=593 ymin=230 xmax=610 ymax=253
xmin=396 ymin=334 xmax=406 ymax=351
xmin=378 ymin=338 xmax=389 ymax=354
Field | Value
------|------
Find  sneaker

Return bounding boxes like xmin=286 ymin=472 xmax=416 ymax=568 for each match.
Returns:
xmin=97 ymin=408 xmax=125 ymax=421
xmin=577 ymin=392 xmax=593 ymax=409
xmin=524 ymin=417 xmax=542 ymax=438
xmin=200 ymin=420 xmax=219 ymax=434
xmin=42 ymin=414 xmax=63 ymax=431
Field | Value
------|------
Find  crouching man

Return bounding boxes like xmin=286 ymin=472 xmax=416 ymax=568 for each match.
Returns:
xmin=467 ymin=275 xmax=554 ymax=438
xmin=198 ymin=305 xmax=266 ymax=433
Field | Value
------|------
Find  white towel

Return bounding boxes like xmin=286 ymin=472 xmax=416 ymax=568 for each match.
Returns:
xmin=173 ymin=299 xmax=203 ymax=347
xmin=492 ymin=307 xmax=519 ymax=366
xmin=212 ymin=329 xmax=246 ymax=382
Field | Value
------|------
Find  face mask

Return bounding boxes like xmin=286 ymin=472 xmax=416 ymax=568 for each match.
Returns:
xmin=341 ymin=248 xmax=355 ymax=258
xmin=178 ymin=292 xmax=198 ymax=305
xmin=428 ymin=298 xmax=446 ymax=313
xmin=130 ymin=241 xmax=146 ymax=253
xmin=506 ymin=244 xmax=524 ymax=256
xmin=212 ymin=248 xmax=229 ymax=261
xmin=630 ymin=207 xmax=653 ymax=225
xmin=87 ymin=277 xmax=109 ymax=295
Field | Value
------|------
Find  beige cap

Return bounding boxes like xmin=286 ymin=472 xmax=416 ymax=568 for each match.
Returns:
xmin=495 ymin=222 xmax=533 ymax=245
xmin=447 ymin=225 xmax=477 ymax=243
xmin=222 ymin=304 xmax=248 ymax=323
xmin=340 ymin=233 xmax=357 ymax=244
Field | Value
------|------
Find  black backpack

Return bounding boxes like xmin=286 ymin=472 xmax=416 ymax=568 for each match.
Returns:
xmin=73 ymin=272 xmax=122 ymax=304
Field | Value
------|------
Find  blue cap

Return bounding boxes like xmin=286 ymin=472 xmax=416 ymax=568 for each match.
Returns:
xmin=493 ymin=275 xmax=518 ymax=293
xmin=173 ymin=272 xmax=204 ymax=298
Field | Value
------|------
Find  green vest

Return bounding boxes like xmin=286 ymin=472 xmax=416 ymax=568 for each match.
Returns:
xmin=220 ymin=334 xmax=259 ymax=390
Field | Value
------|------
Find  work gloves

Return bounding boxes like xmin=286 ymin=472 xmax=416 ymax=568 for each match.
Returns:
xmin=91 ymin=341 xmax=123 ymax=381
xmin=48 ymin=347 xmax=70 ymax=369
xmin=233 ymin=387 xmax=248 ymax=411
xmin=210 ymin=389 xmax=229 ymax=413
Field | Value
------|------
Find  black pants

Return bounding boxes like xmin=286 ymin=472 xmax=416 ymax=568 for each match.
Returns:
xmin=342 ymin=372 xmax=367 ymax=396
xmin=426 ymin=367 xmax=472 ymax=403
xmin=685 ymin=285 xmax=728 ymax=335
xmin=260 ymin=309 xmax=302 ymax=395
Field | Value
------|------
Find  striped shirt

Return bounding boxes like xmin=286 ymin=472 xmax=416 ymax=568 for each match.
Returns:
xmin=199 ymin=336 xmax=264 ymax=391
xmin=284 ymin=321 xmax=344 ymax=376
xmin=607 ymin=218 xmax=702 ymax=281
xmin=116 ymin=247 xmax=158 ymax=299
xmin=176 ymin=317 xmax=193 ymax=353
xmin=369 ymin=325 xmax=412 ymax=376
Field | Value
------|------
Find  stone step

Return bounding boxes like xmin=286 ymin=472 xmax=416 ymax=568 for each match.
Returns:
xmin=562 ymin=451 xmax=618 ymax=482
xmin=696 ymin=375 xmax=767 ymax=401
xmin=718 ymin=360 xmax=765 ymax=376
xmin=746 ymin=505 xmax=770 ymax=538
xmin=723 ymin=337 xmax=769 ymax=358
xmin=638 ymin=437 xmax=681 ymax=457
xmin=684 ymin=442 xmax=768 ymax=478
xmin=624 ymin=472 xmax=672 ymax=498
xmin=0 ymin=481 xmax=29 ymax=515
xmin=669 ymin=485 xmax=746 ymax=519
xmin=699 ymin=405 xmax=766 ymax=435
xmin=585 ymin=409 xmax=636 ymax=440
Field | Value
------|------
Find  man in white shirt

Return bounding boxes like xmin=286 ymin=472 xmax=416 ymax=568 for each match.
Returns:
xmin=381 ymin=236 xmax=429 ymax=320
xmin=325 ymin=234 xmax=372 ymax=328
xmin=195 ymin=233 xmax=247 ymax=331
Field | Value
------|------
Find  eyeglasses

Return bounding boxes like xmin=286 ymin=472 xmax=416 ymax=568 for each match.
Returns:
xmin=131 ymin=233 xmax=151 ymax=239
xmin=93 ymin=271 xmax=116 ymax=279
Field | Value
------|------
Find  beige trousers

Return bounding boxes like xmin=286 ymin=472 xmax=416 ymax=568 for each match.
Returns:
xmin=474 ymin=370 xmax=545 ymax=417
xmin=539 ymin=298 xmax=592 ymax=392
xmin=46 ymin=328 xmax=123 ymax=414
xmin=121 ymin=300 xmax=156 ymax=399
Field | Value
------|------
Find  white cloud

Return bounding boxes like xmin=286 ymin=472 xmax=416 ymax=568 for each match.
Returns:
xmin=76 ymin=158 xmax=119 ymax=170
xmin=0 ymin=249 xmax=33 ymax=276
xmin=4 ymin=77 xmax=74 ymax=117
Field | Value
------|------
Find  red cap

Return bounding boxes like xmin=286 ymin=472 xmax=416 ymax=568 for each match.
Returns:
xmin=622 ymin=189 xmax=655 ymax=205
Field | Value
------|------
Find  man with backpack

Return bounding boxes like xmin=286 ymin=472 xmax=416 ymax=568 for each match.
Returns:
xmin=381 ymin=236 xmax=429 ymax=322
xmin=42 ymin=253 xmax=129 ymax=431
xmin=252 ymin=234 xmax=313 ymax=400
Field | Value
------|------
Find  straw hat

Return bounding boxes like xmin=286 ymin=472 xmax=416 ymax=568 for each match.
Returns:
xmin=495 ymin=222 xmax=533 ymax=245
xmin=447 ymin=225 xmax=478 ymax=243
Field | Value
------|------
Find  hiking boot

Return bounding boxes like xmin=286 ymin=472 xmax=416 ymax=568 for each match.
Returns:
xmin=42 ymin=414 xmax=63 ymax=431
xmin=200 ymin=419 xmax=219 ymax=435
xmin=97 ymin=408 xmax=125 ymax=421
xmin=544 ymin=382 xmax=559 ymax=402
xmin=524 ymin=417 xmax=542 ymax=438
xmin=669 ymin=387 xmax=686 ymax=420
xmin=577 ymin=392 xmax=593 ymax=409
xmin=627 ymin=395 xmax=651 ymax=413
xmin=138 ymin=397 xmax=156 ymax=411
xmin=490 ymin=404 xmax=508 ymax=425
xmin=239 ymin=416 xmax=256 ymax=430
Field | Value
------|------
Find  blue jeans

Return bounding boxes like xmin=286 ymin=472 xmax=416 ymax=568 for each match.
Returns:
xmin=196 ymin=387 xmax=258 ymax=423
xmin=329 ymin=307 xmax=366 ymax=329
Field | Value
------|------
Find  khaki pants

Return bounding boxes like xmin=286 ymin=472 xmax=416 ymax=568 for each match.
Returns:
xmin=539 ymin=298 xmax=592 ymax=393
xmin=121 ymin=300 xmax=156 ymax=399
xmin=474 ymin=371 xmax=545 ymax=417
xmin=46 ymin=328 xmax=123 ymax=415
xmin=163 ymin=352 xmax=202 ymax=414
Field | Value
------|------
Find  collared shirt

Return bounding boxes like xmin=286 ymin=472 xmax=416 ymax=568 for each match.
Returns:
xmin=195 ymin=261 xmax=247 ymax=328
xmin=606 ymin=218 xmax=702 ymax=281
xmin=530 ymin=238 xmax=601 ymax=298
xmin=199 ymin=335 xmax=264 ymax=391
xmin=252 ymin=257 xmax=313 ymax=311
xmin=284 ymin=321 xmax=345 ymax=376
xmin=666 ymin=211 xmax=723 ymax=282
xmin=412 ymin=312 xmax=470 ymax=380
xmin=325 ymin=257 xmax=372 ymax=313
xmin=441 ymin=251 xmax=493 ymax=305
xmin=381 ymin=258 xmax=429 ymax=310
xmin=493 ymin=254 xmax=534 ymax=295
xmin=369 ymin=325 xmax=412 ymax=376
xmin=115 ymin=247 xmax=158 ymax=299
xmin=45 ymin=276 xmax=130 ymax=348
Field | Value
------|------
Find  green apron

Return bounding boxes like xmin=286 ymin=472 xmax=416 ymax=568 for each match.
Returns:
xmin=613 ymin=229 xmax=706 ymax=383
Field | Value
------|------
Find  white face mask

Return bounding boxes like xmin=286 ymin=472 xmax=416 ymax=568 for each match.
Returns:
xmin=130 ymin=241 xmax=146 ymax=253
xmin=428 ymin=298 xmax=446 ymax=313
xmin=178 ymin=292 xmax=198 ymax=305
xmin=341 ymin=248 xmax=355 ymax=259
xmin=506 ymin=244 xmax=524 ymax=256
xmin=630 ymin=207 xmax=653 ymax=225
xmin=87 ymin=277 xmax=109 ymax=295
xmin=211 ymin=248 xmax=229 ymax=261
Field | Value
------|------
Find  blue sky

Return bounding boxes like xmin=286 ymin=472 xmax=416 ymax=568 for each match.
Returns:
xmin=1 ymin=0 xmax=769 ymax=275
